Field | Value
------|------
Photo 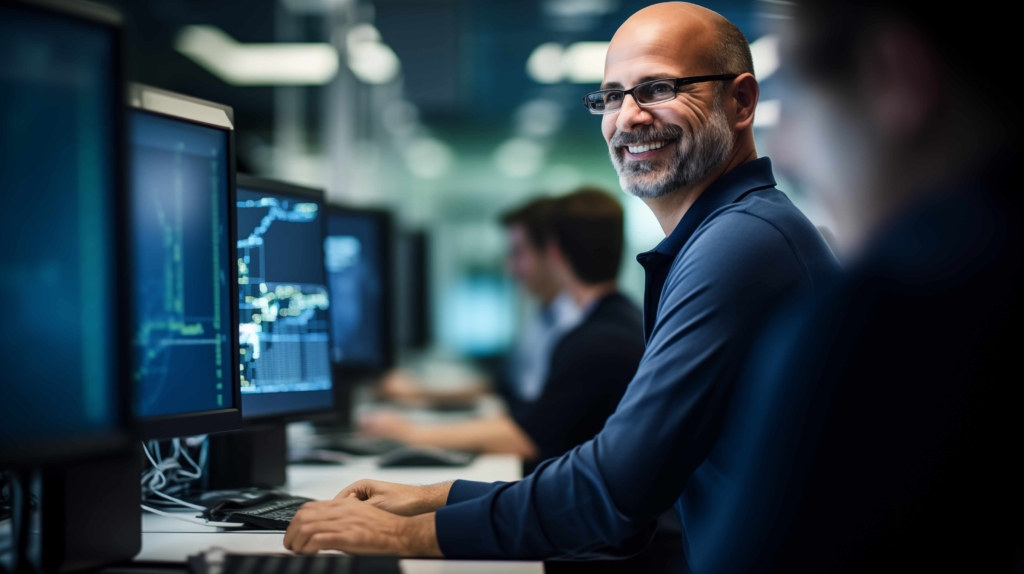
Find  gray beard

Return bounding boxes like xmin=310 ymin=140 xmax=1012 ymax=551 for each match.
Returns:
xmin=609 ymin=102 xmax=734 ymax=200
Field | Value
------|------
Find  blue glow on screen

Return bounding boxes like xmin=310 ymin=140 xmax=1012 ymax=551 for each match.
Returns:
xmin=131 ymin=111 xmax=233 ymax=418
xmin=0 ymin=7 xmax=117 ymax=441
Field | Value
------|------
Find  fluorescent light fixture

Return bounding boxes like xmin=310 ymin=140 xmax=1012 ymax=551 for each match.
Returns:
xmin=562 ymin=41 xmax=607 ymax=83
xmin=527 ymin=41 xmax=608 ymax=84
xmin=526 ymin=43 xmax=565 ymax=84
xmin=346 ymin=24 xmax=401 ymax=85
xmin=754 ymin=99 xmax=780 ymax=127
xmin=175 ymin=25 xmax=339 ymax=86
xmin=750 ymin=34 xmax=780 ymax=80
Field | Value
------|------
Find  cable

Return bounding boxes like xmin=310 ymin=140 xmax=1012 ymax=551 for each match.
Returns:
xmin=177 ymin=438 xmax=202 ymax=480
xmin=151 ymin=489 xmax=206 ymax=511
xmin=141 ymin=505 xmax=246 ymax=528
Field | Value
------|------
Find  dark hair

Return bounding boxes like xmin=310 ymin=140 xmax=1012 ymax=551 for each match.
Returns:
xmin=793 ymin=1 xmax=1011 ymax=108
xmin=548 ymin=188 xmax=624 ymax=284
xmin=500 ymin=197 xmax=555 ymax=251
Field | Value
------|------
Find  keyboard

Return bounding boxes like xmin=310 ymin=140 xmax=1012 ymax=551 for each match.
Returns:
xmin=205 ymin=492 xmax=314 ymax=530
xmin=188 ymin=550 xmax=401 ymax=574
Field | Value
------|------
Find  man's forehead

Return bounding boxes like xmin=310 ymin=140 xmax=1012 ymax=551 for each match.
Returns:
xmin=603 ymin=42 xmax=702 ymax=88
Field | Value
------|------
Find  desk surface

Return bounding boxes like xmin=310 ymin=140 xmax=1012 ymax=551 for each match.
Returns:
xmin=137 ymin=454 xmax=541 ymax=573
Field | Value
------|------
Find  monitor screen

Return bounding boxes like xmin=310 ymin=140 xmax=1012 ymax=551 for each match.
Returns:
xmin=0 ymin=5 xmax=121 ymax=447
xmin=237 ymin=184 xmax=333 ymax=418
xmin=131 ymin=110 xmax=234 ymax=420
xmin=326 ymin=210 xmax=389 ymax=370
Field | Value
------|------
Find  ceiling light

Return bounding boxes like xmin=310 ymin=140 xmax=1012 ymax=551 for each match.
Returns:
xmin=526 ymin=41 xmax=608 ymax=84
xmin=753 ymin=99 xmax=780 ymax=127
xmin=526 ymin=43 xmax=565 ymax=84
xmin=750 ymin=34 xmax=780 ymax=80
xmin=175 ymin=25 xmax=339 ymax=86
xmin=346 ymin=24 xmax=401 ymax=85
xmin=562 ymin=41 xmax=607 ymax=83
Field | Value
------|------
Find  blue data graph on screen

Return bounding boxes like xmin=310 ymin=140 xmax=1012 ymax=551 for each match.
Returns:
xmin=326 ymin=214 xmax=384 ymax=367
xmin=236 ymin=188 xmax=332 ymax=418
xmin=131 ymin=111 xmax=233 ymax=418
xmin=0 ymin=7 xmax=118 ymax=441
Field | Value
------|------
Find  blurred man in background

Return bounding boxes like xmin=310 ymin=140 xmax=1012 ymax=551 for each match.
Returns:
xmin=283 ymin=3 xmax=838 ymax=564
xmin=364 ymin=190 xmax=645 ymax=474
xmin=676 ymin=1 xmax=1023 ymax=572
xmin=375 ymin=196 xmax=583 ymax=409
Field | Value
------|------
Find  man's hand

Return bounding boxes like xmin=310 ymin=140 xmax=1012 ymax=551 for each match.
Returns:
xmin=359 ymin=411 xmax=415 ymax=442
xmin=284 ymin=497 xmax=442 ymax=557
xmin=336 ymin=479 xmax=452 ymax=516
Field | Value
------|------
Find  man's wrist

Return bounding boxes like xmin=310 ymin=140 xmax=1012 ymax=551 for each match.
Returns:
xmin=423 ymin=481 xmax=453 ymax=512
xmin=397 ymin=513 xmax=443 ymax=557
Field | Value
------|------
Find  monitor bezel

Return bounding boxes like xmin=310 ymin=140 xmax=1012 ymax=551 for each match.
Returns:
xmin=325 ymin=204 xmax=396 ymax=381
xmin=128 ymin=85 xmax=243 ymax=440
xmin=0 ymin=0 xmax=138 ymax=467
xmin=235 ymin=174 xmax=338 ymax=423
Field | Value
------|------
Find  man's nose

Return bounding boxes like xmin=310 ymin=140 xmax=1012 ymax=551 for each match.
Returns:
xmin=615 ymin=94 xmax=654 ymax=132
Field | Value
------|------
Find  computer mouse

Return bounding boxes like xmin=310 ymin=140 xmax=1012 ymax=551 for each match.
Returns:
xmin=376 ymin=446 xmax=476 ymax=468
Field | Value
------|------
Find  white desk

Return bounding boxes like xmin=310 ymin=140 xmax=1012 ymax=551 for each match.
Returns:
xmin=137 ymin=454 xmax=542 ymax=573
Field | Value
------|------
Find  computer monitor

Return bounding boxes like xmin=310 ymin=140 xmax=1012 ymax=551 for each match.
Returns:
xmin=235 ymin=174 xmax=334 ymax=420
xmin=129 ymin=84 xmax=242 ymax=439
xmin=398 ymin=230 xmax=431 ymax=351
xmin=0 ymin=0 xmax=132 ymax=466
xmin=325 ymin=206 xmax=394 ymax=375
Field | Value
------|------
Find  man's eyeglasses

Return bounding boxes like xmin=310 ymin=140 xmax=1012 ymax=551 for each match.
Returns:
xmin=582 ymin=74 xmax=739 ymax=115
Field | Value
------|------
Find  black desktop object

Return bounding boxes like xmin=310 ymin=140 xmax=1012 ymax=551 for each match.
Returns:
xmin=128 ymin=84 xmax=243 ymax=441
xmin=207 ymin=175 xmax=337 ymax=491
xmin=0 ymin=0 xmax=140 ymax=571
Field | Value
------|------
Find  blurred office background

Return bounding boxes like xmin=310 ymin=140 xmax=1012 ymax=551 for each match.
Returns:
xmin=105 ymin=0 xmax=817 ymax=361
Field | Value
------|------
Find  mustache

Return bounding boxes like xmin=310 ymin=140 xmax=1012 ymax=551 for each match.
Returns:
xmin=609 ymin=124 xmax=684 ymax=148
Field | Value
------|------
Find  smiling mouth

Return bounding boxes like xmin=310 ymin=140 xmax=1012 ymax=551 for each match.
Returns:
xmin=621 ymin=139 xmax=675 ymax=157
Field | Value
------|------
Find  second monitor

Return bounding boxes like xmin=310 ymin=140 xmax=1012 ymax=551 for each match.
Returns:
xmin=325 ymin=205 xmax=394 ymax=376
xmin=236 ymin=174 xmax=334 ymax=420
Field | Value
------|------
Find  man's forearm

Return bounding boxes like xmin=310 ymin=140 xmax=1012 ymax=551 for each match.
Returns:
xmin=409 ymin=416 xmax=537 ymax=458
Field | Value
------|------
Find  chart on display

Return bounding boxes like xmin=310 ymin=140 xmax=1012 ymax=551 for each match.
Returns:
xmin=131 ymin=111 xmax=234 ymax=419
xmin=236 ymin=187 xmax=333 ymax=418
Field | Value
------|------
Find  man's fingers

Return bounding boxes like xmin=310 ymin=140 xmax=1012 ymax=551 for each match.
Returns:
xmin=284 ymin=500 xmax=349 ymax=550
xmin=335 ymin=479 xmax=377 ymax=501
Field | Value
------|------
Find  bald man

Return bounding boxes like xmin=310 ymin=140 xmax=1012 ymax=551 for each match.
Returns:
xmin=282 ymin=3 xmax=837 ymax=563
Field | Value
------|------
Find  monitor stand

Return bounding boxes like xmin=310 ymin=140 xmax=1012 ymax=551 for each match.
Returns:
xmin=16 ymin=448 xmax=141 ymax=573
xmin=207 ymin=424 xmax=287 ymax=490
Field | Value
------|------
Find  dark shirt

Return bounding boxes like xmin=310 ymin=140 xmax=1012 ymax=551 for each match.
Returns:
xmin=681 ymin=166 xmax=1024 ymax=573
xmin=434 ymin=158 xmax=839 ymax=560
xmin=512 ymin=292 xmax=644 ymax=473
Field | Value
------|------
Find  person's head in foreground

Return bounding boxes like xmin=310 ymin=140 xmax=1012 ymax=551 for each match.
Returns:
xmin=777 ymin=0 xmax=1016 ymax=254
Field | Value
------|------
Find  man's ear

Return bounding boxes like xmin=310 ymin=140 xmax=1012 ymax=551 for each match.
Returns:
xmin=730 ymin=73 xmax=760 ymax=132
xmin=859 ymin=23 xmax=941 ymax=142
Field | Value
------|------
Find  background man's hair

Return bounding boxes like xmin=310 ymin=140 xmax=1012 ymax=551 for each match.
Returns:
xmin=500 ymin=197 xmax=555 ymax=251
xmin=548 ymin=188 xmax=624 ymax=285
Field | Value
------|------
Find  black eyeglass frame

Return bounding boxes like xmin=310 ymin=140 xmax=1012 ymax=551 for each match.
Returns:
xmin=582 ymin=74 xmax=740 ymax=114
